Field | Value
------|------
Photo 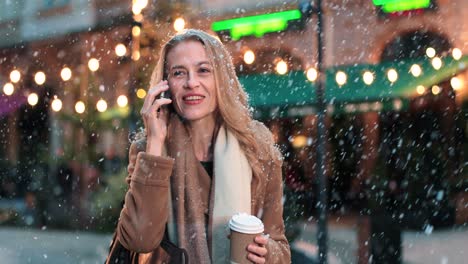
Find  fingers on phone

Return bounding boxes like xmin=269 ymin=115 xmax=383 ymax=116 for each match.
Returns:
xmin=143 ymin=82 xmax=169 ymax=109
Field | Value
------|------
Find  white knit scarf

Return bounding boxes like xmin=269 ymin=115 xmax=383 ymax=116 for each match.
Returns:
xmin=165 ymin=118 xmax=252 ymax=263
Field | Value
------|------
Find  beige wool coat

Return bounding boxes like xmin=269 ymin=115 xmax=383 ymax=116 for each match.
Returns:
xmin=115 ymin=122 xmax=291 ymax=263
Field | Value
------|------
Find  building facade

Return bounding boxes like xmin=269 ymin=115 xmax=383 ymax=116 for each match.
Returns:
xmin=0 ymin=0 xmax=467 ymax=261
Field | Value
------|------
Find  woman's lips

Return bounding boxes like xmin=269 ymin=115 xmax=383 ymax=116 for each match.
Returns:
xmin=182 ymin=94 xmax=205 ymax=105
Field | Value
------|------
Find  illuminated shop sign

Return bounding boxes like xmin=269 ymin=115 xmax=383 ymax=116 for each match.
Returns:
xmin=373 ymin=0 xmax=434 ymax=13
xmin=211 ymin=9 xmax=303 ymax=41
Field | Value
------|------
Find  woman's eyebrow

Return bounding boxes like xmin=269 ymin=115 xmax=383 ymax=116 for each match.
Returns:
xmin=170 ymin=65 xmax=186 ymax=70
xmin=197 ymin=61 xmax=212 ymax=67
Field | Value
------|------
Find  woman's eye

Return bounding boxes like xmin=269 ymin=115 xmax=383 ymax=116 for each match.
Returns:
xmin=199 ymin=68 xmax=211 ymax=73
xmin=173 ymin=70 xmax=185 ymax=76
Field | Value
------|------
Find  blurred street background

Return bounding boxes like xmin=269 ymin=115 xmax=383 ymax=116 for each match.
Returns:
xmin=1 ymin=0 xmax=468 ymax=263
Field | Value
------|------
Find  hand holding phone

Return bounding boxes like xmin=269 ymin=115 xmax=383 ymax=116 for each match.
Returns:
xmin=159 ymin=89 xmax=171 ymax=100
xmin=141 ymin=80 xmax=172 ymax=156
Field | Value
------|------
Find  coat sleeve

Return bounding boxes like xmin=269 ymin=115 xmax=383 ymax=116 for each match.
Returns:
xmin=262 ymin=158 xmax=292 ymax=263
xmin=116 ymin=142 xmax=175 ymax=253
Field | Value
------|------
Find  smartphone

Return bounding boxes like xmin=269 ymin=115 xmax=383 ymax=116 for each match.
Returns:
xmin=160 ymin=90 xmax=171 ymax=99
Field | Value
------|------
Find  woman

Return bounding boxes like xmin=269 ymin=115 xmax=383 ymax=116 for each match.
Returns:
xmin=108 ymin=29 xmax=290 ymax=263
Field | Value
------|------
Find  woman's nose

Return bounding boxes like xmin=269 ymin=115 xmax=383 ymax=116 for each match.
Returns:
xmin=184 ymin=73 xmax=200 ymax=89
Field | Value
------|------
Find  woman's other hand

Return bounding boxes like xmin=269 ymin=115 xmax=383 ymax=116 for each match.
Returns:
xmin=140 ymin=80 xmax=172 ymax=156
xmin=247 ymin=235 xmax=268 ymax=263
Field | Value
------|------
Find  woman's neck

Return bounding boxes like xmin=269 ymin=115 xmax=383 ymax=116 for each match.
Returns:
xmin=187 ymin=116 xmax=217 ymax=162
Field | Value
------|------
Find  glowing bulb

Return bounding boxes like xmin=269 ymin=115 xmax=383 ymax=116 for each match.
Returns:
xmin=96 ymin=99 xmax=108 ymax=112
xmin=335 ymin=71 xmax=347 ymax=86
xmin=362 ymin=71 xmax=374 ymax=85
xmin=132 ymin=5 xmax=142 ymax=15
xmin=117 ymin=95 xmax=128 ymax=107
xmin=393 ymin=99 xmax=403 ymax=111
xmin=432 ymin=57 xmax=442 ymax=70
xmin=432 ymin=85 xmax=441 ymax=95
xmin=426 ymin=47 xmax=436 ymax=58
xmin=34 ymin=71 xmax=46 ymax=85
xmin=136 ymin=88 xmax=146 ymax=99
xmin=306 ymin=68 xmax=318 ymax=82
xmin=132 ymin=50 xmax=140 ymax=61
xmin=28 ymin=93 xmax=39 ymax=106
xmin=115 ymin=44 xmax=127 ymax=57
xmin=3 ymin=83 xmax=14 ymax=95
xmin=132 ymin=26 xmax=141 ymax=37
xmin=75 ymin=101 xmax=85 ymax=114
xmin=410 ymin=64 xmax=422 ymax=77
xmin=61 ymin=67 xmax=72 ymax=81
xmin=88 ymin=58 xmax=100 ymax=72
xmin=275 ymin=60 xmax=288 ymax=75
xmin=451 ymin=77 xmax=462 ymax=91
xmin=174 ymin=17 xmax=186 ymax=32
xmin=292 ymin=135 xmax=307 ymax=149
xmin=51 ymin=97 xmax=62 ymax=112
xmin=243 ymin=50 xmax=255 ymax=64
xmin=387 ymin=69 xmax=398 ymax=83
xmin=133 ymin=14 xmax=143 ymax=22
xmin=452 ymin=48 xmax=462 ymax=60
xmin=416 ymin=85 xmax=426 ymax=95
xmin=133 ymin=0 xmax=148 ymax=9
xmin=10 ymin=70 xmax=21 ymax=83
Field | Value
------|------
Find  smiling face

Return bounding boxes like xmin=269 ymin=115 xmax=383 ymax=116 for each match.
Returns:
xmin=166 ymin=40 xmax=218 ymax=123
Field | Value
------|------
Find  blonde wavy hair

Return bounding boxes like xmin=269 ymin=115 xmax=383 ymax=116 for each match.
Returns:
xmin=147 ymin=29 xmax=280 ymax=175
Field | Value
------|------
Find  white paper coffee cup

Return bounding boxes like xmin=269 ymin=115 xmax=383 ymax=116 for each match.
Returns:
xmin=229 ymin=213 xmax=264 ymax=264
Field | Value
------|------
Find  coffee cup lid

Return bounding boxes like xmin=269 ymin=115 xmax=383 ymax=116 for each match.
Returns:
xmin=229 ymin=213 xmax=264 ymax=234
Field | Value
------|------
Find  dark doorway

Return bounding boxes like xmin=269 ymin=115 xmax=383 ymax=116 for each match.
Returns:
xmin=16 ymin=87 xmax=52 ymax=196
xmin=381 ymin=30 xmax=451 ymax=61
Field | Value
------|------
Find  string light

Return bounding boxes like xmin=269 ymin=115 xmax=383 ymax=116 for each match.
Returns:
xmin=393 ymin=99 xmax=403 ymax=111
xmin=34 ymin=71 xmax=46 ymax=85
xmin=132 ymin=50 xmax=140 ymax=61
xmin=61 ymin=67 xmax=72 ymax=81
xmin=452 ymin=48 xmax=462 ymax=60
xmin=51 ymin=97 xmax=63 ymax=112
xmin=275 ymin=60 xmax=288 ymax=75
xmin=136 ymin=88 xmax=146 ymax=99
xmin=387 ymin=69 xmax=398 ymax=83
xmin=306 ymin=67 xmax=318 ymax=82
xmin=450 ymin=77 xmax=462 ymax=90
xmin=96 ymin=99 xmax=108 ymax=112
xmin=115 ymin=44 xmax=127 ymax=57
xmin=416 ymin=85 xmax=426 ymax=95
xmin=132 ymin=26 xmax=141 ymax=37
xmin=88 ymin=58 xmax=100 ymax=72
xmin=243 ymin=50 xmax=255 ymax=64
xmin=174 ymin=17 xmax=186 ymax=32
xmin=410 ymin=64 xmax=422 ymax=77
xmin=432 ymin=85 xmax=441 ymax=95
xmin=335 ymin=71 xmax=347 ymax=86
xmin=426 ymin=47 xmax=436 ymax=58
xmin=28 ymin=93 xmax=39 ymax=106
xmin=117 ymin=95 xmax=128 ymax=107
xmin=75 ymin=101 xmax=86 ymax=114
xmin=291 ymin=135 xmax=307 ymax=149
xmin=10 ymin=70 xmax=21 ymax=83
xmin=3 ymin=83 xmax=14 ymax=95
xmin=134 ymin=0 xmax=148 ymax=9
xmin=431 ymin=57 xmax=442 ymax=70
xmin=362 ymin=71 xmax=374 ymax=85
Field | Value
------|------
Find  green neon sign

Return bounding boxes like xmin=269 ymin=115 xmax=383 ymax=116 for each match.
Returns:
xmin=372 ymin=0 xmax=431 ymax=13
xmin=211 ymin=10 xmax=302 ymax=40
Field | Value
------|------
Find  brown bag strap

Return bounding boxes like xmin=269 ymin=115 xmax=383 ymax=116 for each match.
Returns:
xmin=160 ymin=229 xmax=189 ymax=264
xmin=105 ymin=231 xmax=138 ymax=264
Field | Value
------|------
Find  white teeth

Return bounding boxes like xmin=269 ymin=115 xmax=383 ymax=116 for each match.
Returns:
xmin=184 ymin=96 xmax=204 ymax=101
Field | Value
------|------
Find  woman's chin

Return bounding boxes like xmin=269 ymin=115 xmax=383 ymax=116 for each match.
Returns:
xmin=179 ymin=112 xmax=215 ymax=123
